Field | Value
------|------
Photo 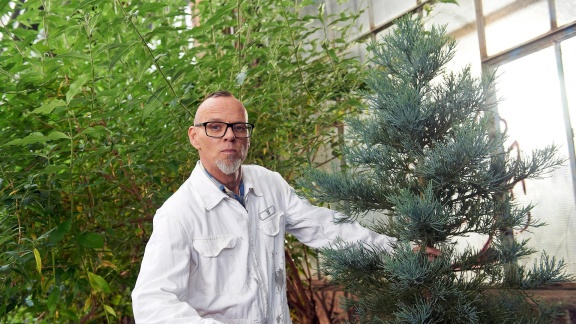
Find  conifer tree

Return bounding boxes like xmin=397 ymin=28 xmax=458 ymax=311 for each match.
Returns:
xmin=299 ymin=15 xmax=573 ymax=323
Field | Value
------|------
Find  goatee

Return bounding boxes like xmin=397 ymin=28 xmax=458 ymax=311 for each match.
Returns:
xmin=216 ymin=158 xmax=242 ymax=175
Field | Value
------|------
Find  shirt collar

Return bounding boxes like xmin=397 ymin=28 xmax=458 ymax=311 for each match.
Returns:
xmin=196 ymin=162 xmax=249 ymax=208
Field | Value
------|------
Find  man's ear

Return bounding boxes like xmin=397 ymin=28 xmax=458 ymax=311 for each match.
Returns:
xmin=188 ymin=126 xmax=201 ymax=150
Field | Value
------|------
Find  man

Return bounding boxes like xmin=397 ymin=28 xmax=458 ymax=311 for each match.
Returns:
xmin=132 ymin=91 xmax=431 ymax=323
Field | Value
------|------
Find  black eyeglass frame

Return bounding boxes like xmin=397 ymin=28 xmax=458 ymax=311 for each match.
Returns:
xmin=194 ymin=122 xmax=255 ymax=138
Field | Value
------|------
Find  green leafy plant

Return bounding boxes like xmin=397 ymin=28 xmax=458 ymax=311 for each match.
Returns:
xmin=0 ymin=0 xmax=366 ymax=322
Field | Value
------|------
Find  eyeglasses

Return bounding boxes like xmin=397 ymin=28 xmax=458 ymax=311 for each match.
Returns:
xmin=194 ymin=122 xmax=255 ymax=138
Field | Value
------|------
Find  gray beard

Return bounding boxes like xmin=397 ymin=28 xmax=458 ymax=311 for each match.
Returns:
xmin=216 ymin=158 xmax=242 ymax=175
xmin=216 ymin=145 xmax=247 ymax=175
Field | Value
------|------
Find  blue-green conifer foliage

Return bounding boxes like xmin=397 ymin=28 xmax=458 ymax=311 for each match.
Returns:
xmin=299 ymin=15 xmax=573 ymax=323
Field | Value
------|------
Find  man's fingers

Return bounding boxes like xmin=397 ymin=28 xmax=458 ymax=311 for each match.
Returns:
xmin=425 ymin=247 xmax=441 ymax=257
xmin=412 ymin=246 xmax=441 ymax=256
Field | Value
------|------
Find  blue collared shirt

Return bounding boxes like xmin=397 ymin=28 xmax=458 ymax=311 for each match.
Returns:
xmin=200 ymin=163 xmax=245 ymax=207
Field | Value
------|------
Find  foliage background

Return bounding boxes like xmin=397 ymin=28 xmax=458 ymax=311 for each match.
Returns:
xmin=0 ymin=0 xmax=365 ymax=321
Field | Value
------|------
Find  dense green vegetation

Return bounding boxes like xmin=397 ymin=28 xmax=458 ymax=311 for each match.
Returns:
xmin=0 ymin=0 xmax=365 ymax=321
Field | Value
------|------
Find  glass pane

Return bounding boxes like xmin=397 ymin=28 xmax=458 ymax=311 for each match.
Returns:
xmin=496 ymin=47 xmax=576 ymax=275
xmin=425 ymin=0 xmax=476 ymax=35
xmin=325 ymin=0 xmax=365 ymax=40
xmin=556 ymin=0 xmax=576 ymax=27
xmin=371 ymin=0 xmax=416 ymax=28
xmin=352 ymin=0 xmax=372 ymax=37
xmin=342 ymin=0 xmax=370 ymax=37
xmin=425 ymin=0 xmax=481 ymax=74
xmin=562 ymin=36 xmax=576 ymax=145
xmin=483 ymin=0 xmax=550 ymax=56
xmin=375 ymin=24 xmax=395 ymax=43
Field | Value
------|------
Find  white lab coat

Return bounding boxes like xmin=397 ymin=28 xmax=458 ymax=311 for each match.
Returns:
xmin=132 ymin=163 xmax=394 ymax=323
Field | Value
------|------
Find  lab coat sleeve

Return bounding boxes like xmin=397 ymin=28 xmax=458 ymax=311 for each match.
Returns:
xmin=278 ymin=173 xmax=395 ymax=253
xmin=131 ymin=211 xmax=223 ymax=324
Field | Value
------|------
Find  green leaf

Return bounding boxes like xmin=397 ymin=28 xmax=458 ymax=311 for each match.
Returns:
xmin=47 ymin=288 xmax=60 ymax=314
xmin=66 ymin=74 xmax=90 ymax=104
xmin=33 ymin=248 xmax=42 ymax=274
xmin=88 ymin=271 xmax=111 ymax=293
xmin=78 ymin=125 xmax=108 ymax=138
xmin=77 ymin=232 xmax=104 ymax=249
xmin=0 ymin=0 xmax=11 ymax=12
xmin=30 ymin=99 xmax=66 ymax=115
xmin=49 ymin=219 xmax=72 ymax=243
xmin=94 ymin=42 xmax=128 ymax=56
xmin=326 ymin=48 xmax=338 ymax=63
xmin=142 ymin=86 xmax=167 ymax=118
xmin=142 ymin=100 xmax=161 ymax=119
xmin=204 ymin=3 xmax=236 ymax=27
xmin=137 ymin=3 xmax=169 ymax=13
xmin=74 ymin=0 xmax=103 ymax=11
xmin=56 ymin=51 xmax=90 ymax=61
xmin=4 ymin=132 xmax=48 ymax=146
xmin=57 ymin=309 xmax=79 ymax=322
xmin=108 ymin=42 xmax=138 ymax=70
xmin=103 ymin=304 xmax=117 ymax=317
xmin=102 ymin=305 xmax=118 ymax=317
xmin=4 ymin=131 xmax=69 ymax=146
xmin=43 ymin=164 xmax=68 ymax=175
xmin=143 ymin=26 xmax=178 ymax=40
xmin=47 ymin=131 xmax=71 ymax=140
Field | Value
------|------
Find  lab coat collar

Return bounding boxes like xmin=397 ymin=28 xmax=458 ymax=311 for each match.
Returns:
xmin=190 ymin=162 xmax=262 ymax=211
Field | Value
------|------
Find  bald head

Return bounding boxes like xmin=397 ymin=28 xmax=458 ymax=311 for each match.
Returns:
xmin=194 ymin=91 xmax=248 ymax=125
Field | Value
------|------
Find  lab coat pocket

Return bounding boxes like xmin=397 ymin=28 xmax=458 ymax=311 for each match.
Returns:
xmin=192 ymin=236 xmax=247 ymax=294
xmin=193 ymin=236 xmax=236 ymax=257
xmin=258 ymin=212 xmax=284 ymax=236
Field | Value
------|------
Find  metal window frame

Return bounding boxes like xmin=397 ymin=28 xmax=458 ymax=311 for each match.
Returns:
xmin=475 ymin=0 xmax=576 ymax=200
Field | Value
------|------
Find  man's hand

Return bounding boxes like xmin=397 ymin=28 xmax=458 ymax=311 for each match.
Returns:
xmin=413 ymin=246 xmax=441 ymax=261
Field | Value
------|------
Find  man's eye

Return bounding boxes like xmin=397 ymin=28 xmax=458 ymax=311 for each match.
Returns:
xmin=209 ymin=124 xmax=223 ymax=130
xmin=233 ymin=125 xmax=247 ymax=132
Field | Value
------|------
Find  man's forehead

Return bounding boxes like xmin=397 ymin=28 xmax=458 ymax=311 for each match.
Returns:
xmin=196 ymin=97 xmax=247 ymax=121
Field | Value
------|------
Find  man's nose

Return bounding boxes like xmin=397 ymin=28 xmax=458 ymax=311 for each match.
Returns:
xmin=222 ymin=125 xmax=236 ymax=140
